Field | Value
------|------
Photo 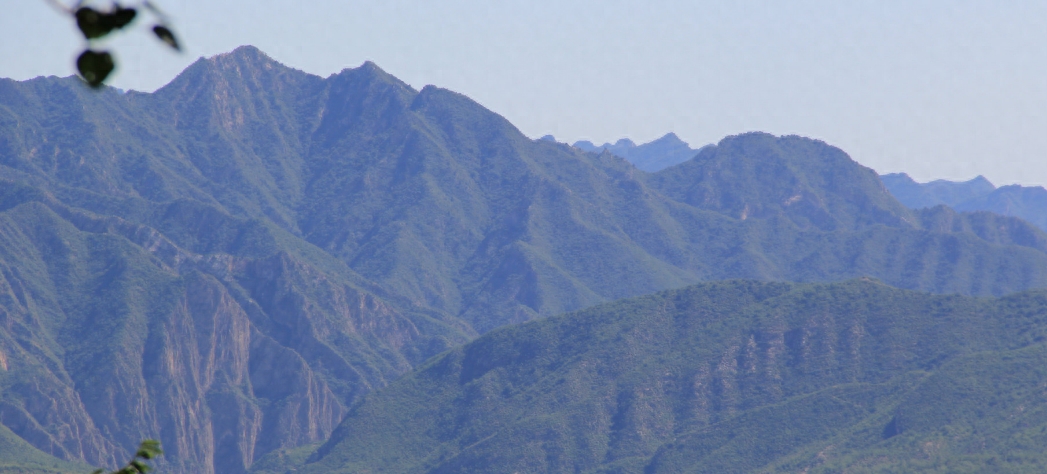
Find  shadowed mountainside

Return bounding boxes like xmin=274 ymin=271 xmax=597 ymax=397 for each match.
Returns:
xmin=2 ymin=46 xmax=1047 ymax=472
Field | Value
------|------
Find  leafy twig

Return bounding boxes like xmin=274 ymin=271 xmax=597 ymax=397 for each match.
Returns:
xmin=90 ymin=440 xmax=163 ymax=474
xmin=46 ymin=0 xmax=182 ymax=88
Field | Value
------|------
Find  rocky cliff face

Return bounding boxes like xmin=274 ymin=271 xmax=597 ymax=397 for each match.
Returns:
xmin=0 ymin=197 xmax=466 ymax=474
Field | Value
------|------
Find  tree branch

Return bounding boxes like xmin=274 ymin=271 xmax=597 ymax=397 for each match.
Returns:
xmin=41 ymin=0 xmax=72 ymax=14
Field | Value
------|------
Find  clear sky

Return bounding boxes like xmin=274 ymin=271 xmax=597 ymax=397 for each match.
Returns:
xmin=4 ymin=0 xmax=1046 ymax=187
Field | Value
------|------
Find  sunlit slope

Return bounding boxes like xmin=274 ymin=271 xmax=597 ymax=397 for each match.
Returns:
xmin=301 ymin=280 xmax=1047 ymax=473
xmin=0 ymin=49 xmax=474 ymax=473
xmin=0 ymin=195 xmax=469 ymax=473
xmin=0 ymin=423 xmax=91 ymax=474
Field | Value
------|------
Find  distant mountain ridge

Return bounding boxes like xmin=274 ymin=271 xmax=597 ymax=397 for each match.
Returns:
xmin=2 ymin=46 xmax=1047 ymax=473
xmin=882 ymin=172 xmax=1047 ymax=232
xmin=880 ymin=173 xmax=996 ymax=209
xmin=571 ymin=132 xmax=707 ymax=172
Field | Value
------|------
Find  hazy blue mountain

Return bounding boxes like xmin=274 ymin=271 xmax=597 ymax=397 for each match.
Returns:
xmin=650 ymin=134 xmax=916 ymax=231
xmin=955 ymin=184 xmax=1047 ymax=233
xmin=882 ymin=173 xmax=1047 ymax=232
xmin=573 ymin=132 xmax=706 ymax=172
xmin=3 ymin=46 xmax=1047 ymax=473
xmin=881 ymin=173 xmax=996 ymax=209
xmin=295 ymin=280 xmax=1047 ymax=473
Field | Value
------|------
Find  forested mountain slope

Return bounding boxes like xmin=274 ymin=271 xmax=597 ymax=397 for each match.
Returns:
xmin=299 ymin=280 xmax=1047 ymax=473
xmin=1 ymin=45 xmax=1047 ymax=473
xmin=0 ymin=51 xmax=473 ymax=473
xmin=0 ymin=188 xmax=469 ymax=474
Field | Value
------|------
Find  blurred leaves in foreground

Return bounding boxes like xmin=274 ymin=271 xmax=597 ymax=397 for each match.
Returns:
xmin=90 ymin=440 xmax=162 ymax=474
xmin=48 ymin=0 xmax=181 ymax=88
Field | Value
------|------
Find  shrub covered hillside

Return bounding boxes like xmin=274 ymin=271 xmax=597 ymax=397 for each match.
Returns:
xmin=298 ymin=279 xmax=1047 ymax=474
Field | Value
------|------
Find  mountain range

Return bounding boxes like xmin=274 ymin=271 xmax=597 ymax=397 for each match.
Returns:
xmin=574 ymin=139 xmax=1047 ymax=234
xmin=882 ymin=173 xmax=1047 ymax=233
xmin=571 ymin=133 xmax=706 ymax=172
xmin=0 ymin=46 xmax=1045 ymax=473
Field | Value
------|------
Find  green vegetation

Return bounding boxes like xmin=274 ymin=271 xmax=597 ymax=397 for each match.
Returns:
xmin=90 ymin=440 xmax=162 ymax=474
xmin=0 ymin=423 xmax=92 ymax=473
xmin=247 ymin=443 xmax=322 ymax=474
xmin=2 ymin=46 xmax=1047 ymax=472
xmin=0 ymin=198 xmax=468 ymax=473
xmin=294 ymin=280 xmax=1047 ymax=473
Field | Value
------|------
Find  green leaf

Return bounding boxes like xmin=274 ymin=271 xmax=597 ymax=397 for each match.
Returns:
xmin=75 ymin=7 xmax=113 ymax=39
xmin=151 ymin=25 xmax=180 ymax=51
xmin=109 ymin=7 xmax=137 ymax=29
xmin=76 ymin=50 xmax=115 ymax=88
xmin=141 ymin=1 xmax=170 ymax=21
xmin=74 ymin=6 xmax=137 ymax=40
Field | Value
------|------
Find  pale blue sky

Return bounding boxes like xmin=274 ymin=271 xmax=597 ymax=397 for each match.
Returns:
xmin=4 ymin=1 xmax=1046 ymax=186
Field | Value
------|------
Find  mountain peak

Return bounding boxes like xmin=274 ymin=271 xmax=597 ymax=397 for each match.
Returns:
xmin=215 ymin=44 xmax=268 ymax=61
xmin=202 ymin=45 xmax=295 ymax=74
xmin=652 ymin=132 xmax=686 ymax=145
xmin=327 ymin=60 xmax=413 ymax=94
xmin=653 ymin=132 xmax=913 ymax=230
xmin=882 ymin=173 xmax=997 ymax=210
xmin=882 ymin=172 xmax=917 ymax=183
xmin=354 ymin=60 xmax=389 ymax=77
xmin=155 ymin=45 xmax=316 ymax=99
xmin=571 ymin=133 xmax=702 ymax=172
xmin=970 ymin=175 xmax=995 ymax=188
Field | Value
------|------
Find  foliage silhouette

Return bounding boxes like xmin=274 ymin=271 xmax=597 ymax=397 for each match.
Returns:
xmin=46 ymin=0 xmax=180 ymax=87
xmin=90 ymin=440 xmax=162 ymax=474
